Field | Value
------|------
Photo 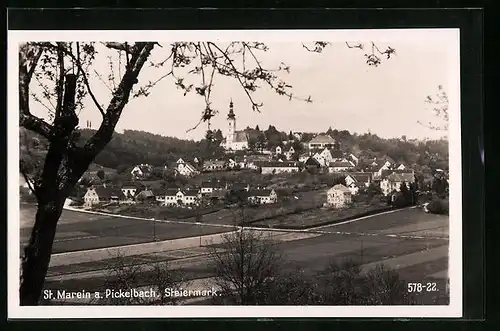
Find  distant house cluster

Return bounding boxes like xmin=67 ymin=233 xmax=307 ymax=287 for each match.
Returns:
xmin=78 ymin=99 xmax=424 ymax=213
xmin=83 ymin=177 xmax=280 ymax=209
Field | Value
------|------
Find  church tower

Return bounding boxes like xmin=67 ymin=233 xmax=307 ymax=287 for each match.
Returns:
xmin=227 ymin=99 xmax=236 ymax=144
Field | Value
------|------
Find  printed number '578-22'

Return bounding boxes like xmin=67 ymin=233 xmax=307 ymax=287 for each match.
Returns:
xmin=407 ymin=282 xmax=439 ymax=293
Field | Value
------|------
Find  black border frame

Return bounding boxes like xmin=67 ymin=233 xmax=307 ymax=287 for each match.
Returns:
xmin=4 ymin=6 xmax=485 ymax=328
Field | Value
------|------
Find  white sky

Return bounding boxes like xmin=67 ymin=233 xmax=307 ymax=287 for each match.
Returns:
xmin=23 ymin=30 xmax=457 ymax=141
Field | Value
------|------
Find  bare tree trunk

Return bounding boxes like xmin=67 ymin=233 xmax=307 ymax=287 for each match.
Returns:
xmin=20 ymin=196 xmax=65 ymax=305
xmin=18 ymin=42 xmax=155 ymax=306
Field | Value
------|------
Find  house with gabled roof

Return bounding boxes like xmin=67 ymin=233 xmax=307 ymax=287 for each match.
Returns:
xmin=325 ymin=184 xmax=352 ymax=208
xmin=258 ymin=161 xmax=300 ymax=175
xmin=380 ymin=171 xmax=415 ymax=196
xmin=201 ymin=180 xmax=227 ymax=195
xmin=308 ymin=134 xmax=337 ymax=150
xmin=344 ymin=172 xmax=372 ymax=195
xmin=135 ymin=189 xmax=156 ymax=202
xmin=284 ymin=146 xmax=295 ymax=160
xmin=369 ymin=159 xmax=393 ymax=179
xmin=305 ymin=157 xmax=322 ymax=170
xmin=244 ymin=154 xmax=271 ymax=170
xmin=121 ymin=182 xmax=145 ymax=198
xmin=319 ymin=147 xmax=335 ymax=165
xmin=312 ymin=152 xmax=327 ymax=167
xmin=247 ymin=189 xmax=278 ymax=205
xmin=176 ymin=160 xmax=199 ymax=177
xmin=202 ymin=160 xmax=226 ymax=172
xmin=164 ymin=187 xmax=201 ymax=207
xmin=380 ymin=169 xmax=413 ymax=180
xmin=394 ymin=163 xmax=407 ymax=170
xmin=328 ymin=160 xmax=355 ymax=173
xmin=348 ymin=153 xmax=359 ymax=165
xmin=131 ymin=164 xmax=153 ymax=180
xmin=83 ymin=185 xmax=125 ymax=207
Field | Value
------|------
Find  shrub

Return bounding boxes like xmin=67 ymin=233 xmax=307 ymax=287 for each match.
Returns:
xmin=427 ymin=198 xmax=449 ymax=215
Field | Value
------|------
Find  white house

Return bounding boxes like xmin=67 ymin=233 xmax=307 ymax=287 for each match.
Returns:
xmin=131 ymin=164 xmax=153 ymax=179
xmin=202 ymin=160 xmax=226 ymax=172
xmin=164 ymin=188 xmax=201 ymax=207
xmin=312 ymin=153 xmax=327 ymax=167
xmin=284 ymin=146 xmax=295 ymax=160
xmin=275 ymin=146 xmax=282 ymax=155
xmin=308 ymin=134 xmax=337 ymax=150
xmin=371 ymin=160 xmax=393 ymax=179
xmin=201 ymin=180 xmax=227 ymax=195
xmin=380 ymin=171 xmax=415 ymax=196
xmin=319 ymin=148 xmax=335 ymax=165
xmin=259 ymin=161 xmax=300 ymax=175
xmin=395 ymin=163 xmax=407 ymax=170
xmin=328 ymin=160 xmax=355 ymax=173
xmin=247 ymin=189 xmax=278 ymax=205
xmin=121 ymin=182 xmax=144 ymax=198
xmin=325 ymin=184 xmax=352 ymax=209
xmin=83 ymin=185 xmax=125 ymax=208
xmin=176 ymin=160 xmax=199 ymax=177
xmin=348 ymin=153 xmax=359 ymax=165
xmin=344 ymin=173 xmax=372 ymax=195
xmin=244 ymin=154 xmax=271 ymax=170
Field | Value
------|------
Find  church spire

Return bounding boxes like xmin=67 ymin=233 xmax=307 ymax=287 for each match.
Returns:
xmin=227 ymin=99 xmax=235 ymax=119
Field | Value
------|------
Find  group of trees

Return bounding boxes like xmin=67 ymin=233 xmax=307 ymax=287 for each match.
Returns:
xmin=391 ymin=182 xmax=419 ymax=208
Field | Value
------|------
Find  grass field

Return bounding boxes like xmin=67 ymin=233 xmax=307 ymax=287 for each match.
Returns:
xmin=20 ymin=204 xmax=232 ymax=254
xmin=40 ymin=208 xmax=450 ymax=305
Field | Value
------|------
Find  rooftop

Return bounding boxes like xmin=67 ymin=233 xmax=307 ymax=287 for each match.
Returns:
xmin=308 ymin=134 xmax=336 ymax=144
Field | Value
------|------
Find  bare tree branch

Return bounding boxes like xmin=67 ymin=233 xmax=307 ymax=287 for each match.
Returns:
xmin=34 ymin=42 xmax=106 ymax=117
xmin=208 ymin=42 xmax=263 ymax=112
xmin=19 ymin=43 xmax=55 ymax=139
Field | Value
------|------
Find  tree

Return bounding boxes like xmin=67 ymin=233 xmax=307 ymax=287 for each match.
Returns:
xmin=19 ymin=40 xmax=395 ymax=305
xmin=258 ymin=268 xmax=321 ymax=305
xmin=431 ymin=173 xmax=448 ymax=197
xmin=96 ymin=169 xmax=105 ymax=180
xmin=94 ymin=251 xmax=185 ymax=305
xmin=367 ymin=182 xmax=382 ymax=199
xmin=255 ymin=125 xmax=260 ymax=131
xmin=116 ymin=164 xmax=129 ymax=174
xmin=19 ymin=42 xmax=156 ymax=305
xmin=419 ymin=85 xmax=449 ymax=130
xmin=361 ymin=264 xmax=409 ymax=305
xmin=316 ymin=259 xmax=410 ymax=305
xmin=207 ymin=228 xmax=282 ymax=305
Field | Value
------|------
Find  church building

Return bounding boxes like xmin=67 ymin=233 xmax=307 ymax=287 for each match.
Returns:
xmin=221 ymin=100 xmax=249 ymax=151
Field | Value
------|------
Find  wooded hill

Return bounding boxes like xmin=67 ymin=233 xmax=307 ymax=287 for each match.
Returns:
xmin=19 ymin=126 xmax=449 ymax=176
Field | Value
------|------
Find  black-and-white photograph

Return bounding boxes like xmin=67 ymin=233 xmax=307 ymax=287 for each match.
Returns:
xmin=9 ymin=29 xmax=461 ymax=318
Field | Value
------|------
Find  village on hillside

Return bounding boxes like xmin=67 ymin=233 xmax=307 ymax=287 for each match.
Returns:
xmin=22 ymin=100 xmax=450 ymax=224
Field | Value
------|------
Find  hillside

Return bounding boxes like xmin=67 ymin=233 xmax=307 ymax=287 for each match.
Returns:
xmin=19 ymin=126 xmax=449 ymax=176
